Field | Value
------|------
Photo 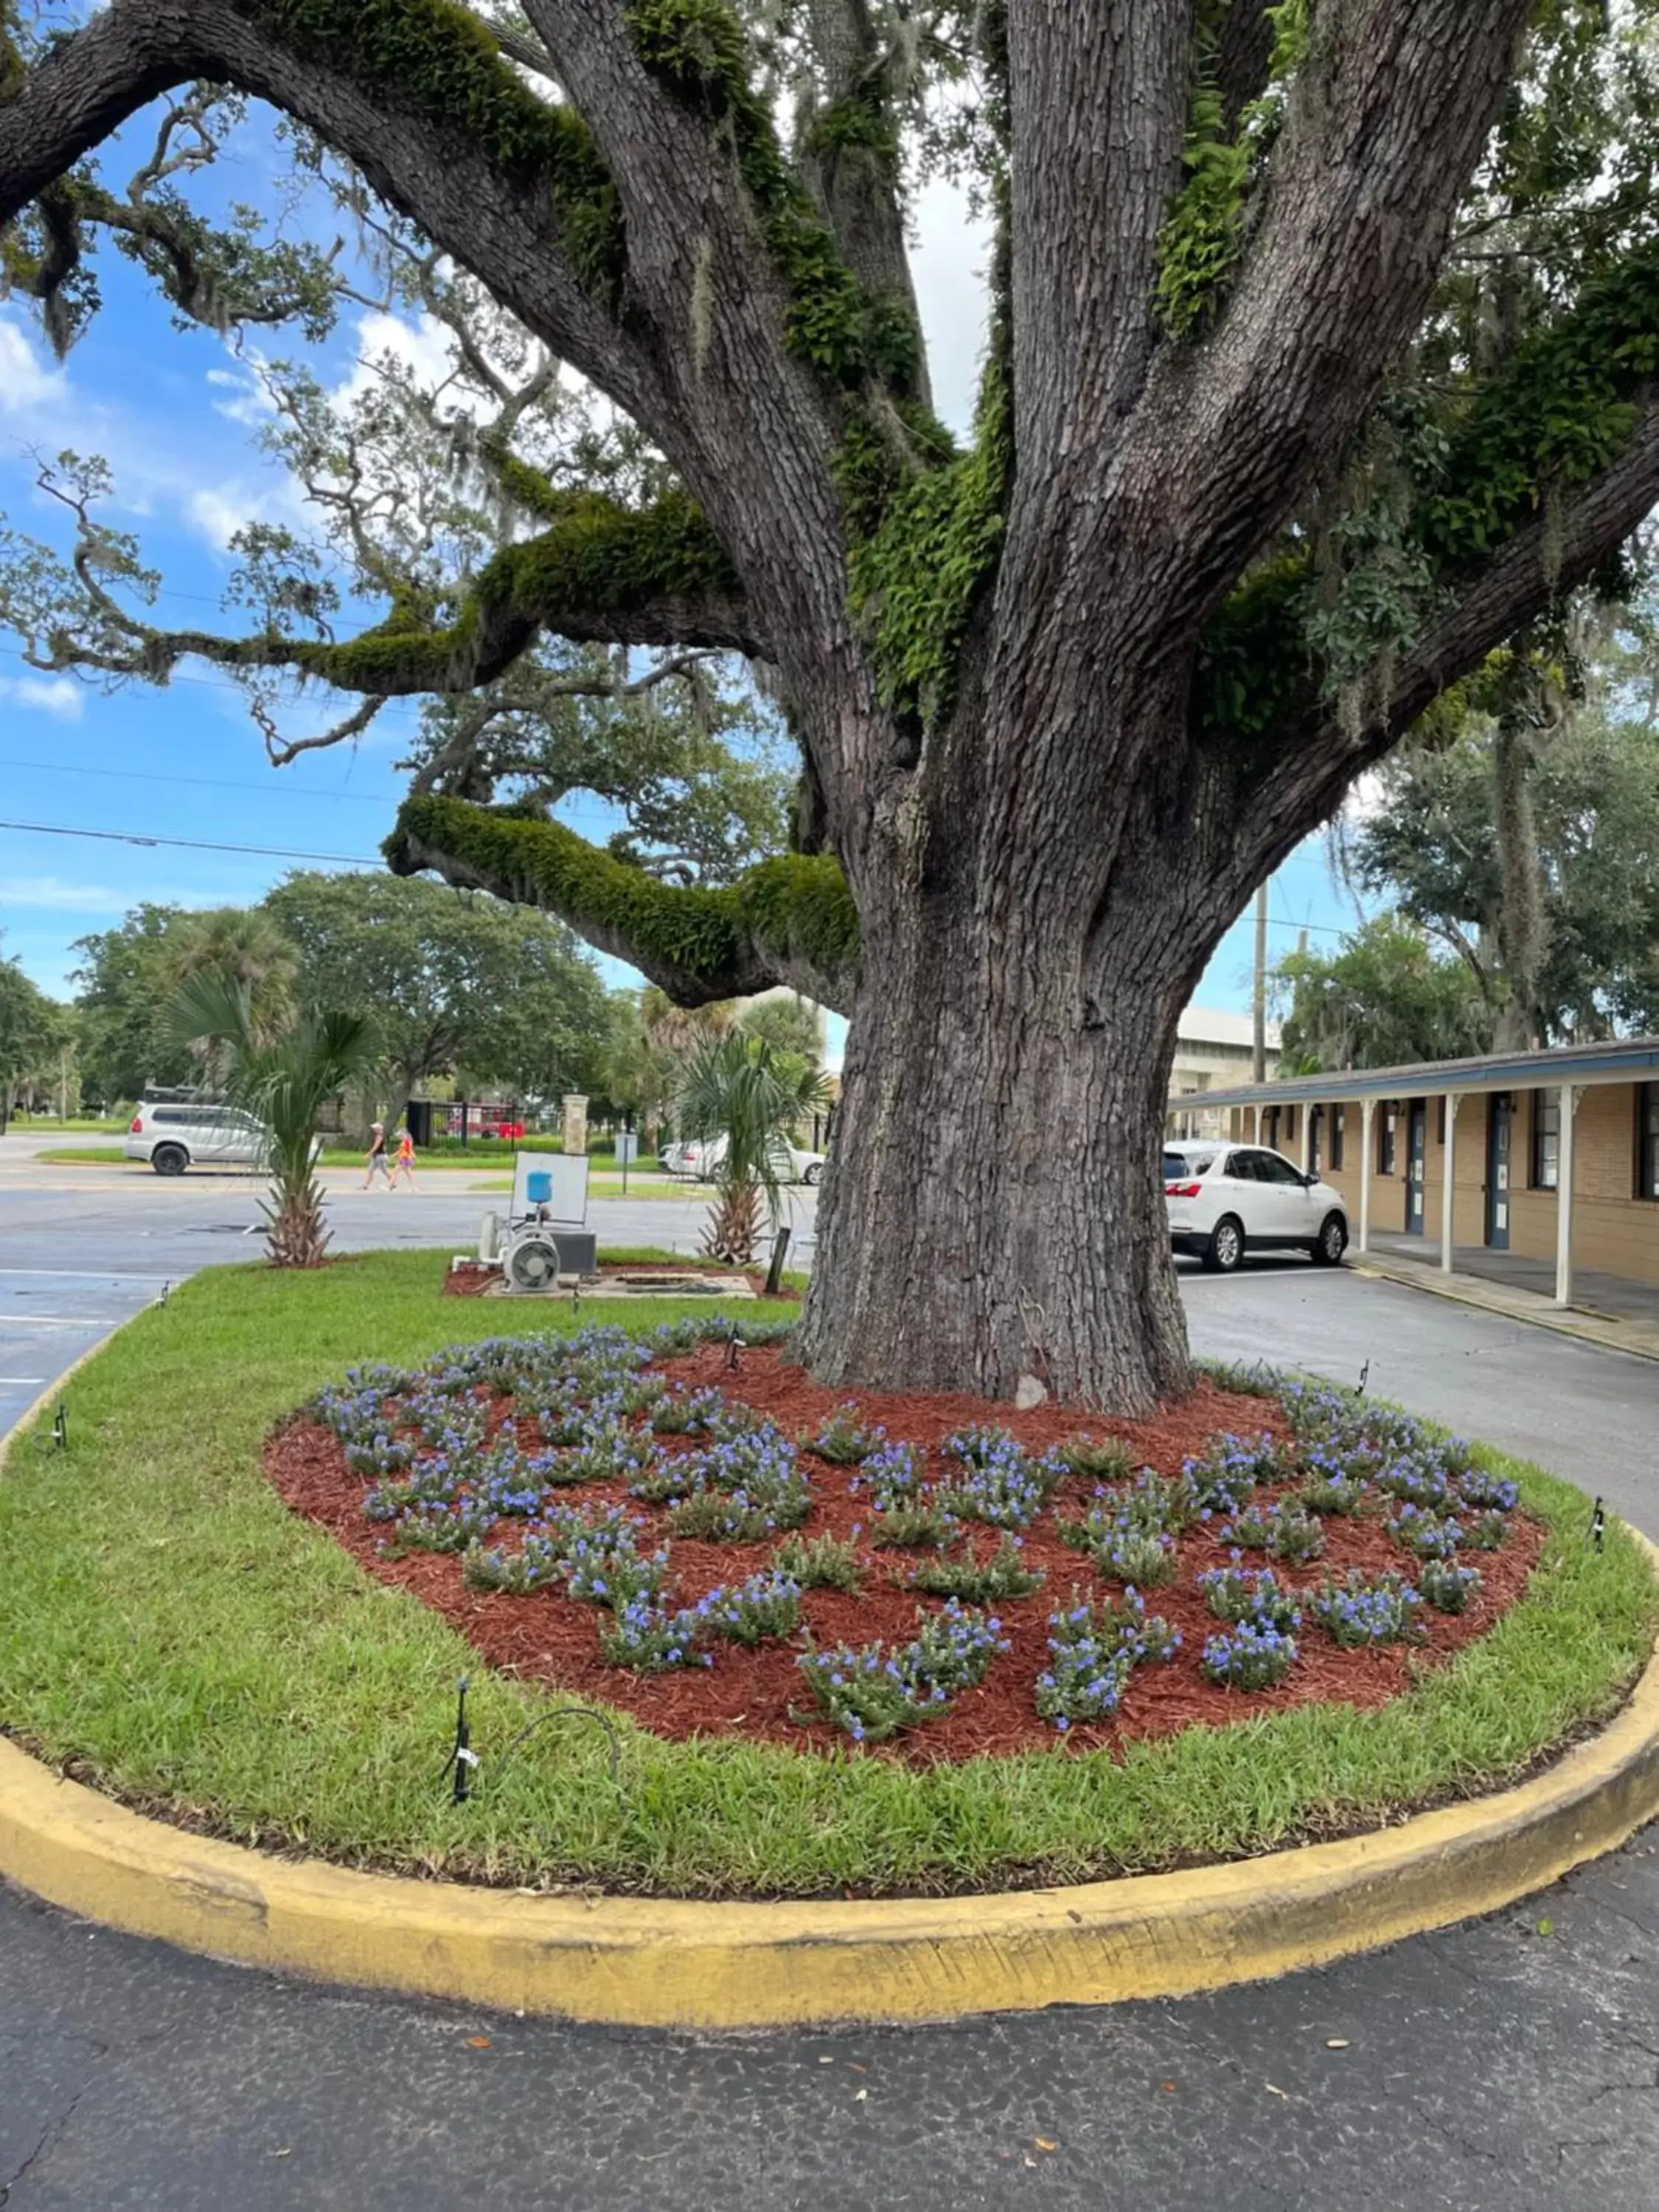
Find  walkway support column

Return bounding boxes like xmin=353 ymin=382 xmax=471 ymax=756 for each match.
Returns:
xmin=1299 ymin=1107 xmax=1312 ymax=1175
xmin=1555 ymin=1084 xmax=1581 ymax=1308
xmin=1360 ymin=1099 xmax=1374 ymax=1254
xmin=1251 ymin=1103 xmax=1262 ymax=1143
xmin=1441 ymin=1093 xmax=1459 ymax=1275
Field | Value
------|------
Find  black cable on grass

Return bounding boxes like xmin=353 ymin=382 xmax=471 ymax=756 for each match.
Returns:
xmin=490 ymin=1708 xmax=624 ymax=1805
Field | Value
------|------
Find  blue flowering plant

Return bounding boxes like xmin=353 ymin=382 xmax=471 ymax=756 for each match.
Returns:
xmin=1460 ymin=1509 xmax=1512 ymax=1552
xmin=1202 ymin=1618 xmax=1298 ymax=1691
xmin=1181 ymin=1430 xmax=1290 ymax=1514
xmin=796 ymin=1601 xmax=1006 ymax=1742
xmin=1297 ymin=1448 xmax=1369 ymax=1516
xmin=1054 ymin=1493 xmax=1178 ymax=1585
xmin=599 ymin=1593 xmax=717 ymax=1671
xmin=942 ymin=1437 xmax=1054 ymax=1531
xmin=1051 ymin=1433 xmax=1137 ymax=1481
xmin=1387 ymin=1503 xmax=1465 ymax=1561
xmin=1198 ymin=1559 xmax=1302 ymax=1632
xmin=1419 ymin=1559 xmax=1484 ymax=1613
xmin=1308 ymin=1568 xmax=1425 ymax=1647
xmin=771 ymin=1531 xmax=866 ymax=1592
xmin=808 ymin=1404 xmax=886 ymax=1464
xmin=904 ymin=1532 xmax=1046 ymax=1602
xmin=1222 ymin=1498 xmax=1326 ymax=1564
xmin=703 ymin=1568 xmax=804 ymax=1645
xmin=1033 ymin=1587 xmax=1180 ymax=1725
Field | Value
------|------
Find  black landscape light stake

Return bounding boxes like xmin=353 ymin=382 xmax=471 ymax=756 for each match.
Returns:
xmin=764 ymin=1228 xmax=791 ymax=1299
xmin=448 ymin=1676 xmax=479 ymax=1804
xmin=160 ymin=1281 xmax=170 ymax=1307
xmin=725 ymin=1333 xmax=745 ymax=1374
xmin=1357 ymin=1359 xmax=1371 ymax=1397
xmin=51 ymin=1402 xmax=66 ymax=1452
xmin=1590 ymin=1496 xmax=1606 ymax=1553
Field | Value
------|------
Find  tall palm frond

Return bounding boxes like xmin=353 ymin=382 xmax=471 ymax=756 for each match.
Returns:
xmin=165 ymin=975 xmax=378 ymax=1267
xmin=676 ymin=1032 xmax=832 ymax=1264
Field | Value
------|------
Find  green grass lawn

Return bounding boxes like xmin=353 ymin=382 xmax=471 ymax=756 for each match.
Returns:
xmin=0 ymin=1252 xmax=1652 ymax=1899
xmin=31 ymin=1146 xmax=131 ymax=1165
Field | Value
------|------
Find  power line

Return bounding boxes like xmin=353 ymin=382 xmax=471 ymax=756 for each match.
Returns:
xmin=0 ymin=817 xmax=381 ymax=867
xmin=0 ymin=748 xmax=642 ymax=825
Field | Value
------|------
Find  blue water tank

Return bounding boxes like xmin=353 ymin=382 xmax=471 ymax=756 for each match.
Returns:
xmin=526 ymin=1170 xmax=553 ymax=1205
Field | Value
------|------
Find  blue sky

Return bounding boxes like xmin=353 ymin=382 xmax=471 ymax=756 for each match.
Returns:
xmin=0 ymin=97 xmax=1370 ymax=1054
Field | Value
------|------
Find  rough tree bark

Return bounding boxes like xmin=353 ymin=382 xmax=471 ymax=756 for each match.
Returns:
xmin=8 ymin=1 xmax=1659 ymax=1405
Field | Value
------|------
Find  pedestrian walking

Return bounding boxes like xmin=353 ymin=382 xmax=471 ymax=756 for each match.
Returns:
xmin=362 ymin=1121 xmax=392 ymax=1190
xmin=392 ymin=1125 xmax=417 ymax=1190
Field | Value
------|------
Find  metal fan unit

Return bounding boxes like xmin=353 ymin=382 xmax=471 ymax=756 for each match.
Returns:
xmin=506 ymin=1234 xmax=562 ymax=1293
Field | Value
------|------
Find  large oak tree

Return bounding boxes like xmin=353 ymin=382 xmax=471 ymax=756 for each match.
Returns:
xmin=7 ymin=0 xmax=1659 ymax=1405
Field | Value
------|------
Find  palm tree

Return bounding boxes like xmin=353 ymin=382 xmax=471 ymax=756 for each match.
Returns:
xmin=164 ymin=910 xmax=299 ymax=1088
xmin=166 ymin=973 xmax=378 ymax=1267
xmin=675 ymin=1032 xmax=832 ymax=1265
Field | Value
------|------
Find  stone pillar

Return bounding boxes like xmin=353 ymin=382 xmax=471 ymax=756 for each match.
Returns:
xmin=561 ymin=1093 xmax=589 ymax=1157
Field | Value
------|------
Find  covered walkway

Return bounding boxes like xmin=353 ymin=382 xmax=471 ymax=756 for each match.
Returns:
xmin=1180 ymin=1035 xmax=1659 ymax=1315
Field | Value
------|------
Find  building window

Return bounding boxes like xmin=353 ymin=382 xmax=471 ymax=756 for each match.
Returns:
xmin=1331 ymin=1105 xmax=1345 ymax=1172
xmin=1263 ymin=1105 xmax=1280 ymax=1153
xmin=1638 ymin=1085 xmax=1659 ymax=1200
xmin=1530 ymin=1090 xmax=1560 ymax=1191
xmin=1378 ymin=1104 xmax=1397 ymax=1176
xmin=1436 ymin=1097 xmax=1446 ymax=1147
xmin=1309 ymin=1105 xmax=1324 ymax=1176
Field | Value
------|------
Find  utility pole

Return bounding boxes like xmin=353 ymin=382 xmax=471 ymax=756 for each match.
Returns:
xmin=1252 ymin=881 xmax=1270 ymax=1083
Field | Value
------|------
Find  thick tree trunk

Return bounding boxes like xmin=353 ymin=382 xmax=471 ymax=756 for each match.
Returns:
xmin=800 ymin=778 xmax=1197 ymax=1411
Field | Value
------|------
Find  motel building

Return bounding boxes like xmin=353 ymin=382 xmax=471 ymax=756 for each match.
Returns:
xmin=1180 ymin=1037 xmax=1659 ymax=1315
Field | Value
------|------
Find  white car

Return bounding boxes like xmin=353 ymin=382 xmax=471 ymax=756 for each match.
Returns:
xmin=663 ymin=1135 xmax=825 ymax=1185
xmin=1164 ymin=1143 xmax=1349 ymax=1272
xmin=126 ymin=1098 xmax=277 ymax=1175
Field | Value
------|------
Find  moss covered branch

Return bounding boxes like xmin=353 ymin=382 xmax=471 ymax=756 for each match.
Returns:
xmin=21 ymin=484 xmax=755 ymax=698
xmin=386 ymin=794 xmax=858 ymax=1012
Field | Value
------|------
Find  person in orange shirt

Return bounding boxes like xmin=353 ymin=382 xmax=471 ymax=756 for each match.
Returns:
xmin=391 ymin=1125 xmax=418 ymax=1189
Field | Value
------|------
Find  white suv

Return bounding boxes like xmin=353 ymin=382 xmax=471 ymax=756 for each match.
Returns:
xmin=1164 ymin=1143 xmax=1349 ymax=1273
xmin=125 ymin=1099 xmax=274 ymax=1175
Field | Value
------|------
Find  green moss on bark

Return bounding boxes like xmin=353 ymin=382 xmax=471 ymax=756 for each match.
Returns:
xmin=625 ymin=0 xmax=918 ymax=390
xmin=260 ymin=0 xmax=623 ymax=297
xmin=291 ymin=490 xmax=737 ymax=693
xmin=389 ymin=796 xmax=858 ymax=999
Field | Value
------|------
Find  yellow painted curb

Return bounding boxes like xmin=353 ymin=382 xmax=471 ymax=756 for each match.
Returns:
xmin=3 ymin=1348 xmax=1658 ymax=2027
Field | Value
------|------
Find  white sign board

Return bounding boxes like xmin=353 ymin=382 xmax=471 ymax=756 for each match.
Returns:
xmin=615 ymin=1132 xmax=639 ymax=1166
xmin=509 ymin=1150 xmax=589 ymax=1224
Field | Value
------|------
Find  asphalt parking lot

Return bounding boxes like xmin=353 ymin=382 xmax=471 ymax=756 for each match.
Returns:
xmin=1 ymin=1136 xmax=1655 ymax=2210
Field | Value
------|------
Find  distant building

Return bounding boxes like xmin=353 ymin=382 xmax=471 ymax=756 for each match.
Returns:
xmin=1168 ymin=1008 xmax=1281 ymax=1138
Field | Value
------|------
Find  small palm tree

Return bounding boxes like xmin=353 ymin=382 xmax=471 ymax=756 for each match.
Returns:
xmin=676 ymin=1032 xmax=832 ymax=1265
xmin=166 ymin=973 xmax=378 ymax=1267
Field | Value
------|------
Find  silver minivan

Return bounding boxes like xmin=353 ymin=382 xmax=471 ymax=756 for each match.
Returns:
xmin=125 ymin=1099 xmax=274 ymax=1175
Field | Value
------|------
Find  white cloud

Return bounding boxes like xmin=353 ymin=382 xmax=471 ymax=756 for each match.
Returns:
xmin=0 ymin=316 xmax=69 ymax=418
xmin=206 ymin=363 xmax=276 ymax=428
xmin=0 ymin=875 xmax=123 ymax=912
xmin=335 ymin=309 xmax=459 ymax=408
xmin=0 ymin=674 xmax=85 ymax=721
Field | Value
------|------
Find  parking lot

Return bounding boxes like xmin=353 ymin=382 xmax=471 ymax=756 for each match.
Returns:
xmin=1 ymin=1133 xmax=1655 ymax=2210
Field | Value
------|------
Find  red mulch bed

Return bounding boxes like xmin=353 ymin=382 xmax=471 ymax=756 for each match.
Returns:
xmin=443 ymin=1259 xmax=799 ymax=1302
xmin=265 ymin=1343 xmax=1542 ymax=1767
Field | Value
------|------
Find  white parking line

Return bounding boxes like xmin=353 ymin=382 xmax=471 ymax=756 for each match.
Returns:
xmin=0 ymin=1274 xmax=175 ymax=1292
xmin=0 ymin=1377 xmax=46 ymax=1386
xmin=0 ymin=1315 xmax=116 ymax=1326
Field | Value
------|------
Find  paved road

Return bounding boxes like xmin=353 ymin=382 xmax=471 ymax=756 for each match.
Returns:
xmin=1181 ymin=1258 xmax=1659 ymax=1540
xmin=1 ymin=1155 xmax=1655 ymax=2210
xmin=0 ymin=1131 xmax=818 ymax=1425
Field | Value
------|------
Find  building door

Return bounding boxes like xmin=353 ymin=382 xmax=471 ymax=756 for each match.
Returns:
xmin=1485 ymin=1094 xmax=1512 ymax=1250
xmin=1405 ymin=1100 xmax=1427 ymax=1234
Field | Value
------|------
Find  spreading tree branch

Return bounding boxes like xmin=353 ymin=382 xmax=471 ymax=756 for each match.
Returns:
xmin=1229 ymin=395 xmax=1659 ymax=909
xmin=386 ymin=793 xmax=859 ymax=1010
xmin=1141 ymin=0 xmax=1537 ymax=620
xmin=0 ymin=1 xmax=664 ymax=431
